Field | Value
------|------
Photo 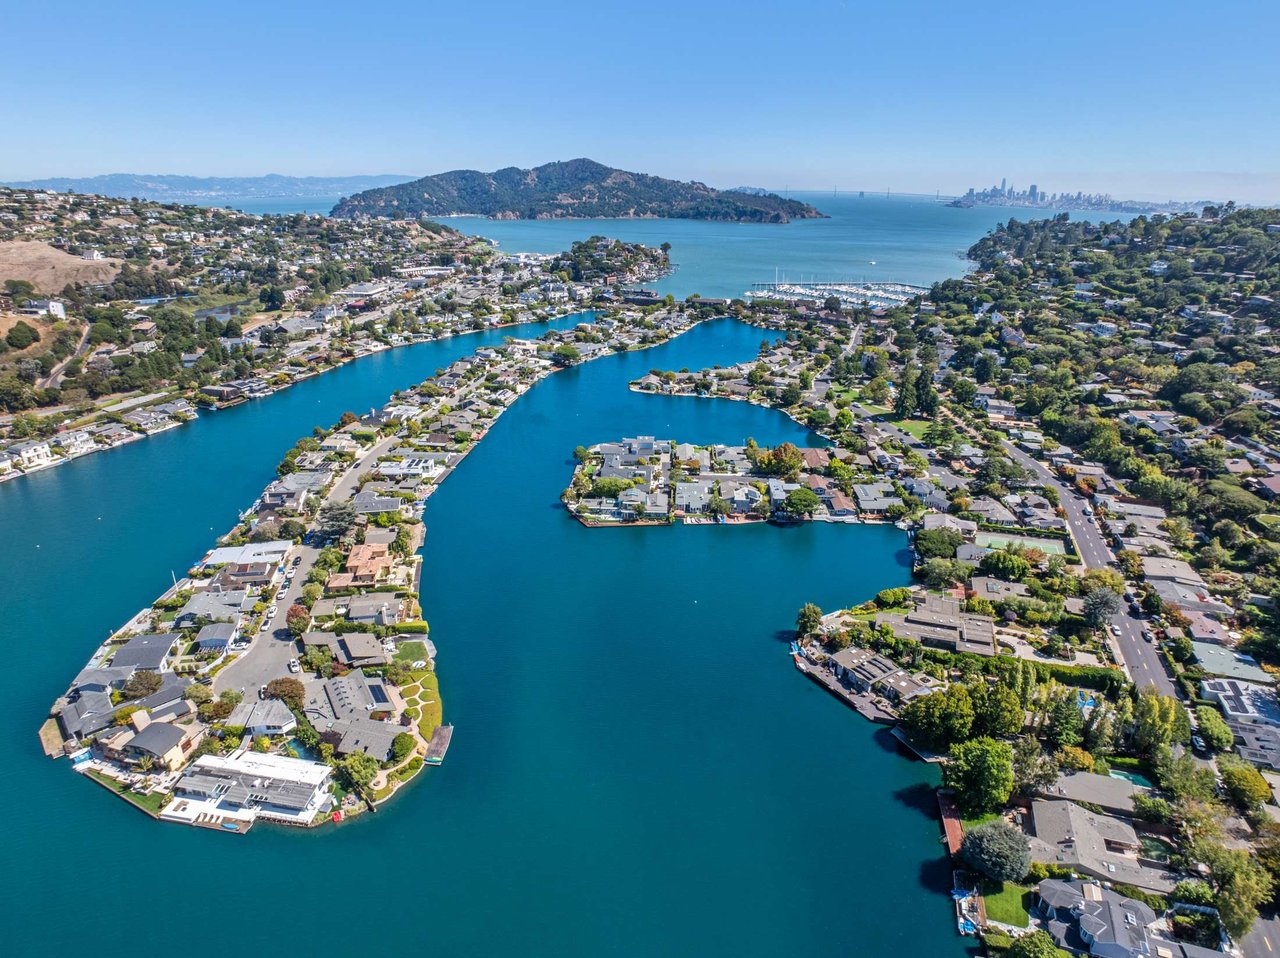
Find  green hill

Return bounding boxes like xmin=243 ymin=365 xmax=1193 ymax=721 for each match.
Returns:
xmin=330 ymin=159 xmax=825 ymax=223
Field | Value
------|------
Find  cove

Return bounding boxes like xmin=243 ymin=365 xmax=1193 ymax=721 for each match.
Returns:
xmin=449 ymin=191 xmax=1075 ymax=297
xmin=2 ymin=315 xmax=965 ymax=957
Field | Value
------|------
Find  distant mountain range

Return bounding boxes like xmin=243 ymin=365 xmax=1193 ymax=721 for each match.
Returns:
xmin=330 ymin=159 xmax=825 ymax=223
xmin=3 ymin=173 xmax=416 ymax=203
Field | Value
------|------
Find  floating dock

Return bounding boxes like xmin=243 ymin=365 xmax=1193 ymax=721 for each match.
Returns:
xmin=425 ymin=724 xmax=453 ymax=765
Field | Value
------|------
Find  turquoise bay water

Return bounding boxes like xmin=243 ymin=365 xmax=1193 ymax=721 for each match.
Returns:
xmin=0 ymin=313 xmax=965 ymax=956
xmin=235 ymin=190 xmax=1079 ymax=297
xmin=449 ymin=191 xmax=1078 ymax=296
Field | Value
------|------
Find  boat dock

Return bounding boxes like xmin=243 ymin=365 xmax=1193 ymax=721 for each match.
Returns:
xmin=937 ymin=791 xmax=964 ymax=856
xmin=38 ymin=718 xmax=66 ymax=758
xmin=425 ymin=724 xmax=453 ymax=765
xmin=791 ymin=648 xmax=897 ymax=725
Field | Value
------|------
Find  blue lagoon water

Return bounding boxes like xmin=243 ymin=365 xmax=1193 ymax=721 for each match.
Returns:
xmin=0 ymin=205 xmax=999 ymax=954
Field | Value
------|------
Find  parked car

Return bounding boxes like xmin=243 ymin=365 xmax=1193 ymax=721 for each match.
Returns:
xmin=1192 ymin=735 xmax=1207 ymax=753
xmin=258 ymin=685 xmax=267 ymax=700
xmin=267 ymin=606 xmax=278 ymax=619
xmin=288 ymin=658 xmax=301 ymax=674
xmin=1110 ymin=624 xmax=1122 ymax=637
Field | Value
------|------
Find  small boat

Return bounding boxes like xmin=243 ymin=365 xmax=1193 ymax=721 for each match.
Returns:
xmin=868 ymin=260 xmax=877 ymax=265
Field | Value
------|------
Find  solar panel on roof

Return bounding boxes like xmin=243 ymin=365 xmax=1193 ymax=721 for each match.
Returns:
xmin=369 ymin=685 xmax=389 ymax=705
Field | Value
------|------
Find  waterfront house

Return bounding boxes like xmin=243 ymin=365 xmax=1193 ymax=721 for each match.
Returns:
xmin=875 ymin=592 xmax=997 ymax=656
xmin=110 ymin=632 xmax=179 ymax=671
xmin=9 ymin=439 xmax=55 ymax=470
xmin=674 ymin=480 xmax=714 ymax=514
xmin=57 ymin=690 xmax=118 ymax=741
xmin=852 ymin=481 xmax=902 ymax=517
xmin=176 ymin=589 xmax=249 ymax=629
xmin=350 ymin=490 xmax=409 ymax=517
xmin=166 ymin=752 xmax=334 ymax=826
xmin=829 ymin=647 xmax=900 ymax=692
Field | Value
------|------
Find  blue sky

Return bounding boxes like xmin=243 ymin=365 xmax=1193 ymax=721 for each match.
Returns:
xmin=2 ymin=0 xmax=1278 ymax=202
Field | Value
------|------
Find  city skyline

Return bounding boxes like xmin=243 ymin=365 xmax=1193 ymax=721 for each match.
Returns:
xmin=1 ymin=1 xmax=1278 ymax=203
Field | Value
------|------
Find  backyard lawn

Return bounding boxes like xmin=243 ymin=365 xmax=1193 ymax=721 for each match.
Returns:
xmin=394 ymin=640 xmax=430 ymax=664
xmin=85 ymin=769 xmax=167 ymax=816
xmin=982 ymin=881 xmax=1032 ymax=927
xmin=961 ymin=810 xmax=999 ymax=830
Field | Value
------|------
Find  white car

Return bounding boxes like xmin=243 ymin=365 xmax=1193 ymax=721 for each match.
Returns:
xmin=267 ymin=606 xmax=278 ymax=619
xmin=1110 ymin=625 xmax=1122 ymax=637
xmin=288 ymin=658 xmax=301 ymax=674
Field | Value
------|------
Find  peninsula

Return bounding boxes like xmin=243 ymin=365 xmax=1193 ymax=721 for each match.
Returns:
xmin=41 ymin=299 xmax=709 ymax=831
xmin=329 ymin=158 xmax=825 ymax=223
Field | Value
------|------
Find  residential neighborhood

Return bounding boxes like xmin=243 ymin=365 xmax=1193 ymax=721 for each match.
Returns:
xmin=39 ymin=302 xmax=702 ymax=831
xmin=0 ymin=186 xmax=670 ymax=481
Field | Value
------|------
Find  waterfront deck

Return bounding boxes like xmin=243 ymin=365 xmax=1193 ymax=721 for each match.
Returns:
xmin=937 ymin=792 xmax=964 ymax=856
xmin=792 ymin=653 xmax=897 ymax=724
xmin=425 ymin=724 xmax=453 ymax=765
xmin=38 ymin=718 xmax=65 ymax=758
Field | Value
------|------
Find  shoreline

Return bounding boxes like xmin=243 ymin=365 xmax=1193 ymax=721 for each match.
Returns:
xmin=44 ymin=304 xmax=709 ymax=832
xmin=0 ymin=308 xmax=598 ymax=490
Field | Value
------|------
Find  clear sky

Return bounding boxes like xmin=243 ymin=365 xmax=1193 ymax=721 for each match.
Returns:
xmin=2 ymin=0 xmax=1278 ymax=202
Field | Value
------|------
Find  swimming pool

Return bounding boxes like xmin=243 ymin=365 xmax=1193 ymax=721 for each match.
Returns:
xmin=287 ymin=738 xmax=319 ymax=762
xmin=1110 ymin=768 xmax=1154 ymax=789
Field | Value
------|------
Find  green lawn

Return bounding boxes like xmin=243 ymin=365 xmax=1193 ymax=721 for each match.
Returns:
xmin=888 ymin=417 xmax=932 ymax=440
xmin=395 ymin=640 xmax=430 ymax=663
xmin=415 ymin=671 xmax=443 ymax=739
xmin=85 ymin=769 xmax=167 ymax=816
xmin=961 ymin=810 xmax=999 ymax=830
xmin=982 ymin=881 xmax=1032 ymax=927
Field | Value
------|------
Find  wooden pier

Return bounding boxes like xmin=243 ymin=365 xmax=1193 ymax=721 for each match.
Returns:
xmin=425 ymin=724 xmax=453 ymax=765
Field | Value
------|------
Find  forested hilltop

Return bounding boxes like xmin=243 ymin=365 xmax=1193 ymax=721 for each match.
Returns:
xmin=330 ymin=159 xmax=825 ymax=223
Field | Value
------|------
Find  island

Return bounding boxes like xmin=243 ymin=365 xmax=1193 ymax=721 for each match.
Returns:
xmin=563 ymin=436 xmax=891 ymax=524
xmin=329 ymin=158 xmax=825 ymax=223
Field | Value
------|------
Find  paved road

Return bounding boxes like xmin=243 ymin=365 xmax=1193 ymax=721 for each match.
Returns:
xmin=1000 ymin=441 xmax=1177 ymax=697
xmin=214 ymin=543 xmax=317 ymax=696
xmin=213 ymin=436 xmax=397 ymax=697
xmin=1243 ymin=914 xmax=1280 ymax=958
xmin=37 ymin=325 xmax=91 ymax=390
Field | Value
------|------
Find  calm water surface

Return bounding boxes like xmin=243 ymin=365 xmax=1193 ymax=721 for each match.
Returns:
xmin=0 ymin=284 xmax=971 ymax=952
